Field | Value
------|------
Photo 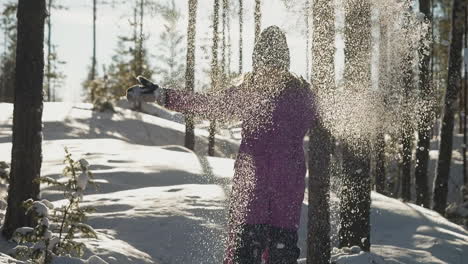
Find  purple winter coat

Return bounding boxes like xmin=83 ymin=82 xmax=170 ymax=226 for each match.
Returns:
xmin=163 ymin=72 xmax=316 ymax=231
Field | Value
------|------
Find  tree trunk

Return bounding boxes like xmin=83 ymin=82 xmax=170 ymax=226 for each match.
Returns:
xmin=307 ymin=0 xmax=334 ymax=263
xmin=400 ymin=3 xmax=416 ymax=202
xmin=414 ymin=0 xmax=432 ymax=208
xmin=375 ymin=16 xmax=388 ymax=194
xmin=463 ymin=4 xmax=467 ymax=203
xmin=238 ymin=0 xmax=243 ymax=74
xmin=2 ymin=0 xmax=46 ymax=240
xmin=401 ymin=123 xmax=412 ymax=201
xmin=305 ymin=0 xmax=310 ymax=81
xmin=254 ymin=0 xmax=261 ymax=43
xmin=46 ymin=0 xmax=52 ymax=102
xmin=433 ymin=0 xmax=466 ymax=215
xmin=184 ymin=0 xmax=198 ymax=150
xmin=339 ymin=0 xmax=372 ymax=252
xmin=138 ymin=0 xmax=144 ymax=76
xmin=375 ymin=132 xmax=386 ymax=193
xmin=208 ymin=0 xmax=220 ymax=157
xmin=91 ymin=0 xmax=97 ymax=81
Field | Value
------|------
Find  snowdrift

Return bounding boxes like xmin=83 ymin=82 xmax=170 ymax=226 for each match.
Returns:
xmin=0 ymin=103 xmax=467 ymax=264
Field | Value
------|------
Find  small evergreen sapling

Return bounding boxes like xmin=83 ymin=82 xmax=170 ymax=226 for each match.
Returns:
xmin=11 ymin=148 xmax=97 ymax=263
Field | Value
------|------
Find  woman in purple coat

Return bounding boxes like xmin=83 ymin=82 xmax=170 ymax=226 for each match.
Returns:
xmin=127 ymin=26 xmax=317 ymax=264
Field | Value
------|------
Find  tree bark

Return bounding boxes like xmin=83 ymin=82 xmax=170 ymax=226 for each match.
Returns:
xmin=401 ymin=122 xmax=412 ymax=201
xmin=463 ymin=4 xmax=467 ymax=203
xmin=238 ymin=0 xmax=243 ymax=74
xmin=400 ymin=2 xmax=416 ymax=202
xmin=138 ymin=0 xmax=144 ymax=76
xmin=375 ymin=17 xmax=388 ymax=194
xmin=46 ymin=0 xmax=52 ymax=102
xmin=414 ymin=0 xmax=432 ymax=208
xmin=254 ymin=0 xmax=261 ymax=43
xmin=307 ymin=0 xmax=334 ymax=263
xmin=184 ymin=0 xmax=198 ymax=150
xmin=91 ymin=0 xmax=97 ymax=81
xmin=2 ymin=0 xmax=46 ymax=240
xmin=433 ymin=0 xmax=466 ymax=215
xmin=375 ymin=132 xmax=386 ymax=193
xmin=339 ymin=0 xmax=372 ymax=252
xmin=208 ymin=0 xmax=220 ymax=157
xmin=305 ymin=0 xmax=310 ymax=81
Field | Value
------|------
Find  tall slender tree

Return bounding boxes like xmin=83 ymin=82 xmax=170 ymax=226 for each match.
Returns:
xmin=238 ymin=0 xmax=243 ymax=74
xmin=184 ymin=0 xmax=198 ymax=150
xmin=91 ymin=0 xmax=97 ymax=82
xmin=400 ymin=1 xmax=417 ymax=202
xmin=254 ymin=0 xmax=261 ymax=43
xmin=138 ymin=0 xmax=145 ymax=76
xmin=401 ymin=66 xmax=413 ymax=201
xmin=433 ymin=0 xmax=466 ymax=215
xmin=463 ymin=4 xmax=467 ymax=203
xmin=46 ymin=0 xmax=52 ymax=102
xmin=0 ymin=2 xmax=17 ymax=103
xmin=208 ymin=0 xmax=220 ymax=156
xmin=44 ymin=0 xmax=66 ymax=102
xmin=339 ymin=0 xmax=372 ymax=251
xmin=305 ymin=0 xmax=310 ymax=81
xmin=2 ymin=0 xmax=46 ymax=239
xmin=86 ymin=0 xmax=98 ymax=104
xmin=375 ymin=13 xmax=388 ymax=194
xmin=154 ymin=0 xmax=185 ymax=89
xmin=414 ymin=0 xmax=432 ymax=208
xmin=103 ymin=0 xmax=153 ymax=104
xmin=307 ymin=0 xmax=334 ymax=263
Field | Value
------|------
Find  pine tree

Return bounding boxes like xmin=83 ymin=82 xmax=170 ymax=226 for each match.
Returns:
xmin=208 ymin=0 xmax=220 ymax=157
xmin=2 ymin=0 xmax=47 ymax=240
xmin=238 ymin=0 xmax=243 ymax=74
xmin=91 ymin=0 xmax=97 ymax=82
xmin=433 ymin=0 xmax=466 ymax=215
xmin=414 ymin=0 xmax=432 ymax=208
xmin=184 ymin=0 xmax=198 ymax=150
xmin=44 ymin=0 xmax=66 ymax=102
xmin=463 ymin=3 xmax=468 ymax=204
xmin=308 ymin=1 xmax=334 ymax=262
xmin=254 ymin=0 xmax=261 ymax=43
xmin=0 ymin=2 xmax=17 ymax=103
xmin=104 ymin=1 xmax=153 ymax=105
xmin=375 ymin=10 xmax=388 ymax=194
xmin=46 ymin=0 xmax=53 ymax=102
xmin=339 ymin=0 xmax=372 ymax=251
xmin=154 ymin=0 xmax=186 ymax=89
xmin=106 ymin=35 xmax=152 ymax=102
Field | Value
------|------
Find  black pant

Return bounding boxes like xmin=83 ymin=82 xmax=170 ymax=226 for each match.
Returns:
xmin=233 ymin=224 xmax=300 ymax=264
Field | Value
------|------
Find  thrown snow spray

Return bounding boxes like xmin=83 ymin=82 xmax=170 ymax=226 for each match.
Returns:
xmin=176 ymin=0 xmax=431 ymax=262
xmin=314 ymin=0 xmax=432 ymax=149
xmin=310 ymin=0 xmax=432 ymax=249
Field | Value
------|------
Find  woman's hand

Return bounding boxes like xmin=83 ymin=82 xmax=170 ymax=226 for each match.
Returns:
xmin=126 ymin=76 xmax=163 ymax=103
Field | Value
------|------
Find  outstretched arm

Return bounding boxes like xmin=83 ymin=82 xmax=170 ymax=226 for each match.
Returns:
xmin=163 ymin=87 xmax=245 ymax=122
xmin=126 ymin=76 xmax=246 ymax=122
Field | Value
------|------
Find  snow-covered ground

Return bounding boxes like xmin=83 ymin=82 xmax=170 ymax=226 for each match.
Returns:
xmin=0 ymin=102 xmax=467 ymax=264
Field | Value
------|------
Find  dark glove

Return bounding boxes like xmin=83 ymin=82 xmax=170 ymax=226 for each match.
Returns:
xmin=126 ymin=76 xmax=161 ymax=103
